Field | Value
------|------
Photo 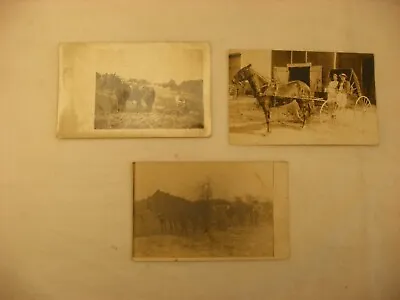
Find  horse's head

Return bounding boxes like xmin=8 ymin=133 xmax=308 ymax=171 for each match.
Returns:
xmin=232 ymin=64 xmax=253 ymax=85
xmin=145 ymin=195 xmax=157 ymax=213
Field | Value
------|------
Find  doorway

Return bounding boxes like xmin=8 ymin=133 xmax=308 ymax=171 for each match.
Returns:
xmin=288 ymin=66 xmax=311 ymax=86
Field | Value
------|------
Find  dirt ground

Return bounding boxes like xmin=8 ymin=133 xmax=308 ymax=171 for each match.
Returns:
xmin=95 ymin=86 xmax=204 ymax=130
xmin=134 ymin=222 xmax=274 ymax=259
xmin=229 ymin=96 xmax=379 ymax=145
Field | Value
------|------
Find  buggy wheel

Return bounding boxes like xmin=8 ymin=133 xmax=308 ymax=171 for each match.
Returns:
xmin=319 ymin=100 xmax=338 ymax=124
xmin=350 ymin=82 xmax=358 ymax=98
xmin=354 ymin=96 xmax=371 ymax=113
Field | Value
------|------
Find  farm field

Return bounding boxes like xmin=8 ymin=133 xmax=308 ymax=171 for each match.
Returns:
xmin=95 ymin=85 xmax=204 ymax=130
xmin=134 ymin=222 xmax=274 ymax=259
xmin=229 ymin=96 xmax=379 ymax=145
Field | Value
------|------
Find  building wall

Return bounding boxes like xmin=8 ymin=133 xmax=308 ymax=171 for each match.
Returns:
xmin=337 ymin=52 xmax=362 ymax=82
xmin=241 ymin=50 xmax=272 ymax=79
xmin=307 ymin=52 xmax=335 ymax=87
xmin=293 ymin=51 xmax=306 ymax=63
xmin=228 ymin=52 xmax=242 ymax=82
xmin=271 ymin=50 xmax=291 ymax=68
xmin=269 ymin=51 xmax=377 ymax=103
xmin=337 ymin=53 xmax=376 ymax=104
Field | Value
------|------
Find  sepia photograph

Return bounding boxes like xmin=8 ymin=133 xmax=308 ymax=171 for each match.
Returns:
xmin=228 ymin=49 xmax=379 ymax=145
xmin=57 ymin=42 xmax=211 ymax=138
xmin=132 ymin=161 xmax=289 ymax=261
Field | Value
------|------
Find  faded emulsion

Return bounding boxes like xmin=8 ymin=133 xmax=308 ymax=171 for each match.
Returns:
xmin=56 ymin=42 xmax=211 ymax=138
xmin=132 ymin=162 xmax=289 ymax=261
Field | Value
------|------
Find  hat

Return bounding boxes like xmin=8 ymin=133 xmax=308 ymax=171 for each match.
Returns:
xmin=339 ymin=73 xmax=347 ymax=78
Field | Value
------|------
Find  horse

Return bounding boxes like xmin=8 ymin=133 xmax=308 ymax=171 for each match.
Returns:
xmin=145 ymin=190 xmax=211 ymax=236
xmin=232 ymin=64 xmax=314 ymax=132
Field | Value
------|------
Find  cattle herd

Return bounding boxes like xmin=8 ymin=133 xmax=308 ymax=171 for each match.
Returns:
xmin=134 ymin=190 xmax=273 ymax=237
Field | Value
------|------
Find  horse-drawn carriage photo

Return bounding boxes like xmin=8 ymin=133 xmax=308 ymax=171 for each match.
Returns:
xmin=228 ymin=49 xmax=379 ymax=145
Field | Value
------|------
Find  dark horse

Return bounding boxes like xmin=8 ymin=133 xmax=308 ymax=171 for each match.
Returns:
xmin=232 ymin=64 xmax=314 ymax=132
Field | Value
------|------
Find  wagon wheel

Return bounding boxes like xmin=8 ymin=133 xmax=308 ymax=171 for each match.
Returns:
xmin=350 ymin=82 xmax=357 ymax=97
xmin=319 ymin=100 xmax=338 ymax=124
xmin=354 ymin=96 xmax=371 ymax=113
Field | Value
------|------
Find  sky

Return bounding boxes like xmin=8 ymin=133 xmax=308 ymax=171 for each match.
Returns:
xmin=134 ymin=162 xmax=275 ymax=202
xmin=93 ymin=44 xmax=204 ymax=84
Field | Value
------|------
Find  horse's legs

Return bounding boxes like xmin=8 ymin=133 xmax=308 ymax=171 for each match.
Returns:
xmin=303 ymin=102 xmax=312 ymax=128
xmin=302 ymin=107 xmax=306 ymax=128
xmin=258 ymin=99 xmax=270 ymax=133
xmin=300 ymin=103 xmax=308 ymax=128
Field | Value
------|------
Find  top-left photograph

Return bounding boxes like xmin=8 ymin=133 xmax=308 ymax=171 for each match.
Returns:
xmin=56 ymin=42 xmax=211 ymax=138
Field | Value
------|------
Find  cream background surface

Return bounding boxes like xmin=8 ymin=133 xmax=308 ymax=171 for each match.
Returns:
xmin=1 ymin=0 xmax=399 ymax=299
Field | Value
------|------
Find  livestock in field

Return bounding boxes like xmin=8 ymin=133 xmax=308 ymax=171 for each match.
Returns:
xmin=136 ymin=189 xmax=271 ymax=237
xmin=95 ymin=72 xmax=156 ymax=113
xmin=144 ymin=190 xmax=209 ymax=236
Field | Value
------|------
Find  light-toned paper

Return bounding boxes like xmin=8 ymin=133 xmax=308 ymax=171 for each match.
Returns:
xmin=57 ymin=42 xmax=211 ymax=138
xmin=132 ymin=161 xmax=289 ymax=261
xmin=228 ymin=49 xmax=379 ymax=145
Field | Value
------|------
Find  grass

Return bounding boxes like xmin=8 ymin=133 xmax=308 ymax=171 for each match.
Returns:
xmin=94 ymin=86 xmax=204 ymax=130
xmin=134 ymin=222 xmax=274 ymax=259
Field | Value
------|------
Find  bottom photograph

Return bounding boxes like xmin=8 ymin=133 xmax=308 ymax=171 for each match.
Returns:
xmin=132 ymin=161 xmax=289 ymax=261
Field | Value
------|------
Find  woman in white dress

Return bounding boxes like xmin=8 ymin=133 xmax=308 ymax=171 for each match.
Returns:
xmin=325 ymin=73 xmax=339 ymax=117
xmin=327 ymin=73 xmax=339 ymax=103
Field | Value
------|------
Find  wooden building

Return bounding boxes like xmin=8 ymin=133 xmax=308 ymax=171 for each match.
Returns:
xmin=229 ymin=50 xmax=376 ymax=104
xmin=271 ymin=50 xmax=376 ymax=104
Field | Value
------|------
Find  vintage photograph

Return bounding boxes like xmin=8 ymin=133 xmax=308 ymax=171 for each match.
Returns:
xmin=228 ymin=49 xmax=379 ymax=145
xmin=57 ymin=42 xmax=211 ymax=138
xmin=132 ymin=161 xmax=289 ymax=261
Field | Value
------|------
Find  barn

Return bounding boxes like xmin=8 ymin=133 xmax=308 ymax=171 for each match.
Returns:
xmin=229 ymin=50 xmax=376 ymax=105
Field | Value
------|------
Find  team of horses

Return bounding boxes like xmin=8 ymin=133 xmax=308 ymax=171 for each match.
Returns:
xmin=135 ymin=190 xmax=270 ymax=237
xmin=96 ymin=72 xmax=156 ymax=113
xmin=231 ymin=64 xmax=315 ymax=132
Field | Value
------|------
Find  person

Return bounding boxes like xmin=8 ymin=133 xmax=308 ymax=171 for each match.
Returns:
xmin=327 ymin=73 xmax=339 ymax=104
xmin=325 ymin=73 xmax=339 ymax=117
xmin=337 ymin=73 xmax=351 ymax=109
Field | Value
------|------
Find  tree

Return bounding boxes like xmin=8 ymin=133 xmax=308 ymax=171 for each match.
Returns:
xmin=199 ymin=176 xmax=213 ymax=201
xmin=194 ymin=177 xmax=216 ymax=239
